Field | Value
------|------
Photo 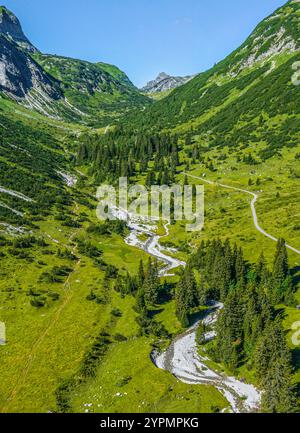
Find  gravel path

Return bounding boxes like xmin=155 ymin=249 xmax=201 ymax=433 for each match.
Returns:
xmin=185 ymin=173 xmax=300 ymax=256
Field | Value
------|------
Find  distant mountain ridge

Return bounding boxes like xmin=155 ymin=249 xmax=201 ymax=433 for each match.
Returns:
xmin=141 ymin=72 xmax=195 ymax=94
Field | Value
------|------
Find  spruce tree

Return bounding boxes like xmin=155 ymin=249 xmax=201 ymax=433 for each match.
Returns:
xmin=255 ymin=252 xmax=269 ymax=286
xmin=215 ymin=288 xmax=244 ymax=370
xmin=272 ymin=239 xmax=293 ymax=304
xmin=175 ymin=266 xmax=198 ymax=326
xmin=262 ymin=354 xmax=296 ymax=413
xmin=254 ymin=318 xmax=291 ymax=386
xmin=273 ymin=239 xmax=289 ymax=283
xmin=138 ymin=259 xmax=145 ymax=287
xmin=235 ymin=247 xmax=246 ymax=286
xmin=144 ymin=258 xmax=160 ymax=305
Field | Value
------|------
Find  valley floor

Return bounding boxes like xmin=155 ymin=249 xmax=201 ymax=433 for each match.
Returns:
xmin=0 ymin=118 xmax=299 ymax=413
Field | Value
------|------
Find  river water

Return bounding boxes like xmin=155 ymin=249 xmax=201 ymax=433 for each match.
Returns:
xmin=111 ymin=206 xmax=261 ymax=413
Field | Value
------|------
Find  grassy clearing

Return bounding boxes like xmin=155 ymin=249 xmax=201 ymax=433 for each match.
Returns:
xmin=0 ymin=181 xmax=226 ymax=413
xmin=0 ymin=225 xmax=147 ymax=413
xmin=171 ymin=142 xmax=300 ymax=266
xmin=70 ymin=337 xmax=227 ymax=413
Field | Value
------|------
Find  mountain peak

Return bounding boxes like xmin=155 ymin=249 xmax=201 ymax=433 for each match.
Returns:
xmin=141 ymin=72 xmax=195 ymax=94
xmin=156 ymin=72 xmax=170 ymax=80
xmin=0 ymin=6 xmax=37 ymax=52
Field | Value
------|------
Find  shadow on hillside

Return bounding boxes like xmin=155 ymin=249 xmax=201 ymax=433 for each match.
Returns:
xmin=291 ymin=266 xmax=300 ymax=284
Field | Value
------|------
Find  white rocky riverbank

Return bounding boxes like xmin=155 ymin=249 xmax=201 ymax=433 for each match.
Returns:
xmin=110 ymin=205 xmax=261 ymax=412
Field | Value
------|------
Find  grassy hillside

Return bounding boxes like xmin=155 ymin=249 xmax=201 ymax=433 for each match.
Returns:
xmin=0 ymin=5 xmax=151 ymax=127
xmin=71 ymin=0 xmax=300 ymax=411
xmin=32 ymin=53 xmax=151 ymax=126
xmin=122 ymin=1 xmax=300 ymax=145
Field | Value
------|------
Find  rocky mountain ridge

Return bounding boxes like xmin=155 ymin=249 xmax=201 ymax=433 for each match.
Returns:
xmin=125 ymin=0 xmax=300 ymax=138
xmin=0 ymin=5 xmax=37 ymax=52
xmin=141 ymin=72 xmax=195 ymax=94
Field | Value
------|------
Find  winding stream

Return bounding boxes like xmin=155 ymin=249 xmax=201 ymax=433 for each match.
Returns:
xmin=110 ymin=206 xmax=185 ymax=276
xmin=154 ymin=304 xmax=260 ymax=413
xmin=110 ymin=206 xmax=261 ymax=413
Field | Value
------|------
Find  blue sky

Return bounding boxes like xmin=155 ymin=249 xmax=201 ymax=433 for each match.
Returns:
xmin=2 ymin=0 xmax=285 ymax=87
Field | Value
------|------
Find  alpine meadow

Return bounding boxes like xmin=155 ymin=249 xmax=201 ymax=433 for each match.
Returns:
xmin=0 ymin=0 xmax=300 ymax=418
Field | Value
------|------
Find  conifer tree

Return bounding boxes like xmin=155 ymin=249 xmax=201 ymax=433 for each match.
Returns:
xmin=183 ymin=174 xmax=189 ymax=186
xmin=144 ymin=258 xmax=160 ymax=305
xmin=176 ymin=266 xmax=198 ymax=327
xmin=145 ymin=170 xmax=155 ymax=188
xmin=235 ymin=247 xmax=246 ymax=286
xmin=138 ymin=259 xmax=145 ymax=287
xmin=273 ymin=238 xmax=289 ymax=283
xmin=262 ymin=354 xmax=297 ymax=413
xmin=254 ymin=320 xmax=290 ymax=383
xmin=136 ymin=288 xmax=147 ymax=316
xmin=255 ymin=252 xmax=269 ymax=286
xmin=243 ymin=287 xmax=262 ymax=358
xmin=272 ymin=239 xmax=293 ymax=304
xmin=255 ymin=320 xmax=296 ymax=413
xmin=215 ymin=288 xmax=244 ymax=370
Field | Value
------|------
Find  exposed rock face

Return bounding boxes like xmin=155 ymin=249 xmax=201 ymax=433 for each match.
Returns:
xmin=0 ymin=6 xmax=37 ymax=52
xmin=141 ymin=72 xmax=195 ymax=94
xmin=0 ymin=6 xmax=149 ymax=120
xmin=0 ymin=7 xmax=62 ymax=115
xmin=228 ymin=0 xmax=300 ymax=76
xmin=0 ymin=34 xmax=61 ymax=101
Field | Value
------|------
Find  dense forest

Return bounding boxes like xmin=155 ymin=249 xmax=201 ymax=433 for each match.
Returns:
xmin=176 ymin=238 xmax=298 ymax=413
xmin=76 ymin=128 xmax=180 ymax=185
xmin=91 ymin=236 xmax=299 ymax=413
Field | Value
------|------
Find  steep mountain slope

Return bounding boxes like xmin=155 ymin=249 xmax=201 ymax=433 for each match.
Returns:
xmin=0 ymin=6 xmax=150 ymax=125
xmin=141 ymin=72 xmax=194 ymax=94
xmin=0 ymin=100 xmax=75 ymax=234
xmin=124 ymin=0 xmax=300 ymax=159
xmin=32 ymin=53 xmax=149 ymax=124
xmin=0 ymin=6 xmax=66 ymax=116
xmin=0 ymin=35 xmax=64 ymax=111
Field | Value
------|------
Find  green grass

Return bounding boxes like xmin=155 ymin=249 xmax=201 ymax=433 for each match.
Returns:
xmin=100 ymin=233 xmax=149 ymax=275
xmin=1 ymin=118 xmax=299 ymax=412
xmin=0 ymin=215 xmax=146 ymax=413
xmin=162 ymin=141 xmax=300 ymax=267
xmin=32 ymin=53 xmax=150 ymax=127
xmin=155 ymin=301 xmax=182 ymax=335
xmin=0 ymin=179 xmax=230 ymax=413
xmin=70 ymin=338 xmax=227 ymax=413
xmin=1 ymin=4 xmax=300 ymax=411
